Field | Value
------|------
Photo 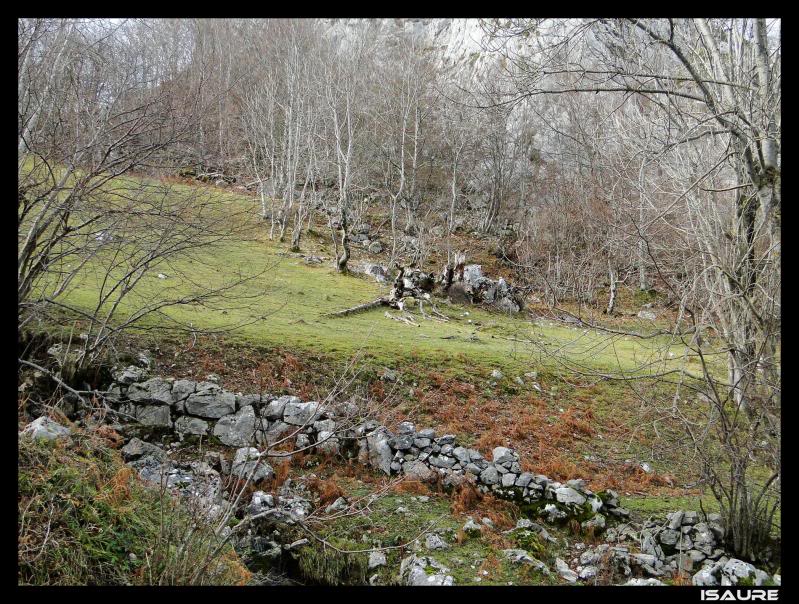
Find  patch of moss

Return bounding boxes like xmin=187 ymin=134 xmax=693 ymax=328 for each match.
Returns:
xmin=510 ymin=530 xmax=547 ymax=559
xmin=293 ymin=538 xmax=368 ymax=585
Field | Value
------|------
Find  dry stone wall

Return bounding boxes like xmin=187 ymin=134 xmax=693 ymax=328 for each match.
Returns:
xmin=102 ymin=367 xmax=627 ymax=527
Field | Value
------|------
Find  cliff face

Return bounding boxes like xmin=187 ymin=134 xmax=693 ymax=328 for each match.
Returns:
xmin=319 ymin=18 xmax=493 ymax=76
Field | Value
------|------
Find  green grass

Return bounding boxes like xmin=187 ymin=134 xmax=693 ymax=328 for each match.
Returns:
xmin=624 ymin=494 xmax=721 ymax=519
xmin=18 ymin=427 xmax=251 ymax=586
xmin=302 ymin=480 xmax=563 ymax=586
xmin=45 ymin=177 xmax=710 ymax=382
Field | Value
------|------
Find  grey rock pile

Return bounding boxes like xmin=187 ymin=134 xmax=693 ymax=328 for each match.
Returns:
xmin=101 ymin=372 xmax=621 ymax=528
xmin=352 ymin=263 xmax=390 ymax=283
xmin=635 ymin=510 xmax=728 ymax=574
xmin=458 ymin=264 xmax=524 ymax=313
xmin=591 ymin=510 xmax=778 ymax=586
xmin=120 ymin=437 xmax=226 ymax=520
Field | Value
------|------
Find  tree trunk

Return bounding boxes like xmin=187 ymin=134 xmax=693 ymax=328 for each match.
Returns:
xmin=606 ymin=260 xmax=617 ymax=315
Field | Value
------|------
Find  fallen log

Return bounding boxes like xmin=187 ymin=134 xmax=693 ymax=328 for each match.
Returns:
xmin=323 ymin=297 xmax=389 ymax=319
xmin=384 ymin=311 xmax=420 ymax=327
xmin=326 ymin=264 xmax=437 ymax=320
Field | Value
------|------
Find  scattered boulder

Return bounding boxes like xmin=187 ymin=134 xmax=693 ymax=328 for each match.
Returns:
xmin=503 ymin=549 xmax=549 ymax=573
xmin=399 ymin=555 xmax=454 ymax=586
xmin=324 ymin=496 xmax=348 ymax=514
xmin=355 ymin=263 xmax=390 ymax=283
xmin=369 ymin=550 xmax=387 ymax=570
xmin=624 ymin=578 xmax=666 ymax=586
xmin=425 ymin=534 xmax=449 ymax=550
xmin=121 ymin=437 xmax=167 ymax=462
xmin=720 ymin=558 xmax=770 ymax=586
xmin=20 ymin=416 xmax=71 ymax=442
xmin=555 ymin=558 xmax=578 ymax=583
xmin=462 ymin=517 xmax=482 ymax=537
xmin=381 ymin=368 xmax=399 ymax=382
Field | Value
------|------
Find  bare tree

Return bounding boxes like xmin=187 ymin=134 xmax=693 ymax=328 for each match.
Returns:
xmin=483 ymin=17 xmax=780 ymax=560
xmin=19 ymin=19 xmax=266 ymax=373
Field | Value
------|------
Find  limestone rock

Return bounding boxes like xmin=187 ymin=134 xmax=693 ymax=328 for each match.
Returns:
xmin=114 ymin=365 xmax=147 ymax=384
xmin=256 ymin=420 xmax=295 ymax=447
xmin=316 ymin=430 xmax=340 ymax=455
xmin=479 ymin=465 xmax=500 ymax=485
xmin=503 ymin=549 xmax=548 ymax=573
xmin=425 ymin=534 xmax=448 ymax=550
xmin=172 ymin=379 xmax=197 ymax=403
xmin=555 ymin=486 xmax=586 ymax=506
xmin=624 ymin=578 xmax=666 ymax=586
xmin=127 ymin=378 xmax=174 ymax=406
xmin=213 ymin=405 xmax=257 ymax=447
xmin=462 ymin=517 xmax=482 ymax=537
xmin=283 ymin=400 xmax=321 ymax=426
xmin=235 ymin=394 xmax=261 ymax=410
xmin=403 ymin=460 xmax=435 ymax=482
xmin=555 ymin=558 xmax=578 ymax=583
xmin=20 ymin=416 xmax=71 ymax=442
xmin=247 ymin=490 xmax=275 ymax=516
xmin=175 ymin=416 xmax=209 ymax=436
xmin=367 ymin=429 xmax=394 ymax=474
xmin=369 ymin=550 xmax=387 ymax=570
xmin=134 ymin=404 xmax=173 ymax=428
xmin=185 ymin=389 xmax=236 ymax=419
xmin=720 ymin=558 xmax=769 ymax=586
xmin=263 ymin=395 xmax=296 ymax=420
xmin=231 ymin=447 xmax=274 ymax=483
xmin=399 ymin=555 xmax=454 ymax=586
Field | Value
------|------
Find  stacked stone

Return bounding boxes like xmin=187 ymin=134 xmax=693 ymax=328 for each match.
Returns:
xmin=21 ymin=407 xmax=780 ymax=587
xmin=637 ymin=510 xmax=727 ymax=574
xmin=595 ymin=509 xmax=778 ymax=586
xmin=107 ymin=370 xmax=351 ymax=454
xmin=104 ymin=370 xmax=624 ymax=526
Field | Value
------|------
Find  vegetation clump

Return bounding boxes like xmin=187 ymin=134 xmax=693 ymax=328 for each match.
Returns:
xmin=18 ymin=427 xmax=250 ymax=586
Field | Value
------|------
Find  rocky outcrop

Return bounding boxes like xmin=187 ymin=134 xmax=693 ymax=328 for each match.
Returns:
xmin=441 ymin=262 xmax=524 ymax=313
